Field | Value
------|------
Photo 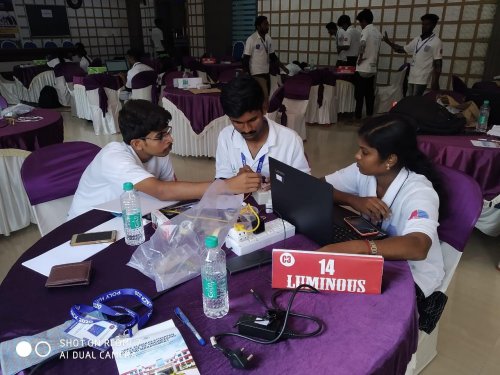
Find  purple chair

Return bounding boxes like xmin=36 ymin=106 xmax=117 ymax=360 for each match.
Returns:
xmin=20 ymin=141 xmax=101 ymax=236
xmin=414 ymin=164 xmax=482 ymax=371
xmin=131 ymin=70 xmax=159 ymax=103
xmin=452 ymin=75 xmax=468 ymax=95
xmin=217 ymin=69 xmax=241 ymax=83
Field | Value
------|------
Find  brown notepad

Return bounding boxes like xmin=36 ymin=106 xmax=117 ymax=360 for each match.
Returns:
xmin=45 ymin=261 xmax=92 ymax=288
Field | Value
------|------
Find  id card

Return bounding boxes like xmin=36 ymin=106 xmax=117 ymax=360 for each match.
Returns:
xmin=65 ymin=320 xmax=123 ymax=351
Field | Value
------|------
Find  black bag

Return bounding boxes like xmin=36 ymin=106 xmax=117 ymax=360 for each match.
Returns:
xmin=38 ymin=86 xmax=61 ymax=108
xmin=390 ymin=96 xmax=466 ymax=135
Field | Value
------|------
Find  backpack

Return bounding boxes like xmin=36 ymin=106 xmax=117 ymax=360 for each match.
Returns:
xmin=38 ymin=86 xmax=61 ymax=108
xmin=390 ymin=96 xmax=466 ymax=135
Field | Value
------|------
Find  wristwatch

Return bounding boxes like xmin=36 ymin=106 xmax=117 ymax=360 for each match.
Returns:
xmin=367 ymin=240 xmax=378 ymax=255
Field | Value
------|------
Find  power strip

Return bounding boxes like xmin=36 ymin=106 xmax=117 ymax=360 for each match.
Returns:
xmin=225 ymin=218 xmax=295 ymax=256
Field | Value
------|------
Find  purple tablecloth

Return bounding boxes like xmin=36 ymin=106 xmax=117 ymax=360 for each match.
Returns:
xmin=418 ymin=135 xmax=500 ymax=200
xmin=163 ymin=88 xmax=224 ymax=134
xmin=12 ymin=65 xmax=52 ymax=88
xmin=0 ymin=108 xmax=63 ymax=151
xmin=203 ymin=62 xmax=242 ymax=81
xmin=0 ymin=210 xmax=417 ymax=375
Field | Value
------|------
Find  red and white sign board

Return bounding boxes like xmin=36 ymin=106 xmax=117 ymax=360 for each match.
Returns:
xmin=336 ymin=66 xmax=356 ymax=74
xmin=272 ymin=249 xmax=384 ymax=294
xmin=201 ymin=58 xmax=217 ymax=64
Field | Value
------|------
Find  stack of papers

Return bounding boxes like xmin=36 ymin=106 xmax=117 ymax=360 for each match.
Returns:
xmin=486 ymin=125 xmax=500 ymax=138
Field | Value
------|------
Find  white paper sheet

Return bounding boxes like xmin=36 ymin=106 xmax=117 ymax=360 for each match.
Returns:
xmin=486 ymin=125 xmax=500 ymax=138
xmin=22 ymin=217 xmax=125 ymax=277
xmin=92 ymin=192 xmax=178 ymax=215
xmin=471 ymin=140 xmax=500 ymax=149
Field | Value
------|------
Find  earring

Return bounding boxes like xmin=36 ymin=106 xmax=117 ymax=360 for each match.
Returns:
xmin=386 ymin=164 xmax=391 ymax=170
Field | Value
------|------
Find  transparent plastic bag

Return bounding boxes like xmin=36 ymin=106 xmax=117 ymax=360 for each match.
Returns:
xmin=0 ymin=104 xmax=34 ymax=119
xmin=127 ymin=180 xmax=243 ymax=291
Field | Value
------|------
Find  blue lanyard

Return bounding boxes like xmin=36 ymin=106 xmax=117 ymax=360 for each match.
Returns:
xmin=70 ymin=288 xmax=153 ymax=337
xmin=241 ymin=152 xmax=266 ymax=174
xmin=415 ymin=34 xmax=434 ymax=55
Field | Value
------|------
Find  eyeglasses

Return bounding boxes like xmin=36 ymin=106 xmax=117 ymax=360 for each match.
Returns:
xmin=141 ymin=126 xmax=172 ymax=141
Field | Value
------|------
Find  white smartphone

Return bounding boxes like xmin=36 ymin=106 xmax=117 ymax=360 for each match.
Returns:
xmin=70 ymin=230 xmax=117 ymax=246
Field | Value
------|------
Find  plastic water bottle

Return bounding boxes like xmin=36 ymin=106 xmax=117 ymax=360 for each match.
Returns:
xmin=182 ymin=70 xmax=189 ymax=89
xmin=476 ymin=100 xmax=490 ymax=133
xmin=120 ymin=182 xmax=145 ymax=246
xmin=201 ymin=235 xmax=229 ymax=318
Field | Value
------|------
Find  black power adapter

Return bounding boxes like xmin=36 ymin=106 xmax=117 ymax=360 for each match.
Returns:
xmin=236 ymin=310 xmax=290 ymax=341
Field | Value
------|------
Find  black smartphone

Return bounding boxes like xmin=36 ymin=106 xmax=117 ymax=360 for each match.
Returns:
xmin=70 ymin=231 xmax=117 ymax=246
xmin=344 ymin=216 xmax=380 ymax=237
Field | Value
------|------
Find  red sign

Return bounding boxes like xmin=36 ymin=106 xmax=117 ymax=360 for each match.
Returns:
xmin=272 ymin=249 xmax=384 ymax=294
xmin=335 ymin=66 xmax=356 ymax=74
xmin=201 ymin=58 xmax=216 ymax=64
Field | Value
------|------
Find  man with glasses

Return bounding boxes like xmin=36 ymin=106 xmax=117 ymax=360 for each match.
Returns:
xmin=67 ymin=100 xmax=261 ymax=219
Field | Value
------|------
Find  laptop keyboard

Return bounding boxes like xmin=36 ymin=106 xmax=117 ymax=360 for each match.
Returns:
xmin=331 ymin=224 xmax=362 ymax=243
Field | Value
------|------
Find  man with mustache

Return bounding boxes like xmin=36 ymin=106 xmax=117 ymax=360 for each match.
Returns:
xmin=68 ymin=100 xmax=261 ymax=219
xmin=215 ymin=76 xmax=310 ymax=189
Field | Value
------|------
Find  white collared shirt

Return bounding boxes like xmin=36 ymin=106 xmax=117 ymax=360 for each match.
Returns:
xmin=325 ymin=163 xmax=445 ymax=297
xmin=336 ymin=28 xmax=347 ymax=61
xmin=356 ymin=24 xmax=382 ymax=74
xmin=404 ymin=34 xmax=443 ymax=85
xmin=344 ymin=25 xmax=361 ymax=57
xmin=67 ymin=142 xmax=175 ymax=219
xmin=215 ymin=117 xmax=310 ymax=179
xmin=126 ymin=61 xmax=154 ymax=88
xmin=244 ymin=31 xmax=275 ymax=75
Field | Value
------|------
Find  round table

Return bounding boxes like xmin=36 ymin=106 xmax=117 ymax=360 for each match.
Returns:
xmin=163 ymin=88 xmax=223 ymax=134
xmin=0 ymin=108 xmax=63 ymax=151
xmin=0 ymin=209 xmax=418 ymax=375
xmin=418 ymin=134 xmax=500 ymax=200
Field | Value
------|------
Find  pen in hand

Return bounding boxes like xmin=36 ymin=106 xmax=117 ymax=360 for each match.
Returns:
xmin=174 ymin=307 xmax=206 ymax=346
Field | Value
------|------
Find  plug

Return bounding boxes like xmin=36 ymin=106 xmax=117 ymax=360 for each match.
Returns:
xmin=226 ymin=347 xmax=254 ymax=369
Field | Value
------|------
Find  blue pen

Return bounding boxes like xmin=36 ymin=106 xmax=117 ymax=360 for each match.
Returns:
xmin=174 ymin=307 xmax=206 ymax=346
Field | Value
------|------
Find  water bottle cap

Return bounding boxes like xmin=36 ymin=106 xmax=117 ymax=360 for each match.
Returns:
xmin=205 ymin=235 xmax=218 ymax=248
xmin=123 ymin=182 xmax=134 ymax=191
xmin=484 ymin=100 xmax=490 ymax=105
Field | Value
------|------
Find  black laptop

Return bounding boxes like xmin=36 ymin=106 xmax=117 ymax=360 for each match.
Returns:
xmin=269 ymin=157 xmax=386 ymax=246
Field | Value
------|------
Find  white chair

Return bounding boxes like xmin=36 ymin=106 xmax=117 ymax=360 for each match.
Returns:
xmin=305 ymin=70 xmax=338 ymax=125
xmin=53 ymin=63 xmax=86 ymax=107
xmin=83 ymin=75 xmax=122 ymax=135
xmin=0 ymin=149 xmax=35 ymax=236
xmin=335 ymin=79 xmax=356 ymax=113
xmin=162 ymin=97 xmax=229 ymax=157
xmin=13 ymin=70 xmax=56 ymax=104
xmin=282 ymin=74 xmax=312 ymax=140
xmin=475 ymin=194 xmax=500 ymax=237
xmin=72 ymin=77 xmax=92 ymax=120
xmin=130 ymin=70 xmax=158 ymax=102
xmin=375 ymin=64 xmax=409 ymax=114
xmin=405 ymin=165 xmax=482 ymax=375
xmin=20 ymin=142 xmax=101 ymax=236
xmin=0 ymin=75 xmax=19 ymax=105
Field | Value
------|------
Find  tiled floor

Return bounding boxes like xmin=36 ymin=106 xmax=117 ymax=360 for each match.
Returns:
xmin=1 ymin=112 xmax=499 ymax=374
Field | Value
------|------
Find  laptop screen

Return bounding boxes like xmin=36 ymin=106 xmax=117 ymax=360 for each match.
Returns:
xmin=105 ymin=60 xmax=128 ymax=73
xmin=269 ymin=157 xmax=335 ymax=246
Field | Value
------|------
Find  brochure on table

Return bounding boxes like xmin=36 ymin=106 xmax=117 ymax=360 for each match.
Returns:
xmin=111 ymin=320 xmax=200 ymax=375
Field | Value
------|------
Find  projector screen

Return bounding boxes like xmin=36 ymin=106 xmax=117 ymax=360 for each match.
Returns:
xmin=25 ymin=5 xmax=70 ymax=37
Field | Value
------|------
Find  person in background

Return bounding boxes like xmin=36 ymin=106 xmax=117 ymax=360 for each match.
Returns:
xmin=74 ymin=42 xmax=92 ymax=72
xmin=326 ymin=21 xmax=346 ymax=66
xmin=337 ymin=15 xmax=361 ymax=66
xmin=119 ymin=48 xmax=154 ymax=101
xmin=215 ymin=76 xmax=310 ymax=187
xmin=47 ymin=51 xmax=72 ymax=68
xmin=68 ymin=100 xmax=261 ymax=219
xmin=355 ymin=9 xmax=382 ymax=119
xmin=319 ymin=113 xmax=446 ymax=334
xmin=242 ymin=15 xmax=289 ymax=101
xmin=383 ymin=13 xmax=443 ymax=96
xmin=151 ymin=18 xmax=166 ymax=58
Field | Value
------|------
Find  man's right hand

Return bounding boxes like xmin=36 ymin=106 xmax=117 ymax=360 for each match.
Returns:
xmin=226 ymin=171 xmax=261 ymax=194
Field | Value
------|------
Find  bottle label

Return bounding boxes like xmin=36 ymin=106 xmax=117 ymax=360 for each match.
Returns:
xmin=126 ymin=212 xmax=142 ymax=229
xmin=478 ymin=115 xmax=486 ymax=124
xmin=202 ymin=277 xmax=218 ymax=299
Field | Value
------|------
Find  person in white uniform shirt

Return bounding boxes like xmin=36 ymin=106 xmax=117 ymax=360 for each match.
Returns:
xmin=215 ymin=76 xmax=310 ymax=187
xmin=355 ymin=9 xmax=382 ymax=119
xmin=337 ymin=15 xmax=361 ymax=66
xmin=119 ymin=49 xmax=154 ymax=101
xmin=383 ymin=13 xmax=443 ymax=96
xmin=74 ymin=42 xmax=92 ymax=72
xmin=68 ymin=100 xmax=261 ymax=219
xmin=243 ymin=16 xmax=288 ymax=100
xmin=325 ymin=22 xmax=346 ymax=66
xmin=151 ymin=18 xmax=166 ymax=57
xmin=319 ymin=114 xmax=446 ymax=334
